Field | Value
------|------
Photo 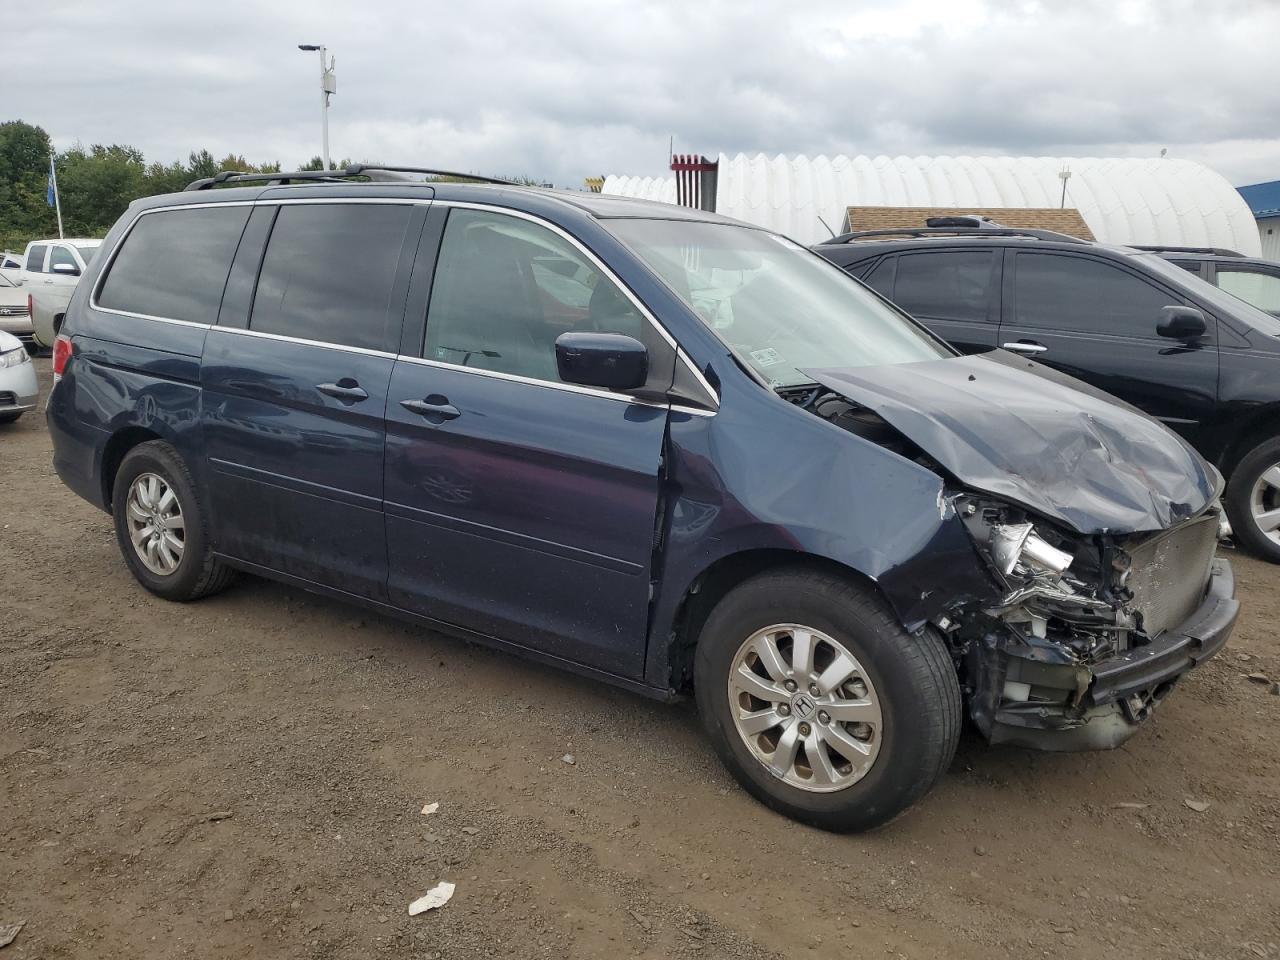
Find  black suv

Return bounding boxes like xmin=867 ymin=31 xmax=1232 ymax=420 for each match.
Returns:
xmin=815 ymin=225 xmax=1280 ymax=562
xmin=1136 ymin=245 xmax=1280 ymax=318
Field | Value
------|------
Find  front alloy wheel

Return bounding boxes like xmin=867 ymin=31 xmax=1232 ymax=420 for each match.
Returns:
xmin=695 ymin=569 xmax=961 ymax=832
xmin=728 ymin=624 xmax=882 ymax=791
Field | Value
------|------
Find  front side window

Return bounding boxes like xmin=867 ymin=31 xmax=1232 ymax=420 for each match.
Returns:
xmin=26 ymin=244 xmax=49 ymax=273
xmin=49 ymin=246 xmax=80 ymax=275
xmin=1216 ymin=268 xmax=1280 ymax=314
xmin=607 ymin=219 xmax=949 ymax=388
xmin=96 ymin=206 xmax=250 ymax=323
xmin=423 ymin=209 xmax=645 ymax=383
xmin=251 ymin=203 xmax=413 ymax=352
xmin=1013 ymin=254 xmax=1176 ymax=338
xmin=891 ymin=250 xmax=995 ymax=322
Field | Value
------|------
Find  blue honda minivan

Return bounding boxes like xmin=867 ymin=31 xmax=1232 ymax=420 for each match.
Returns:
xmin=47 ymin=166 xmax=1238 ymax=830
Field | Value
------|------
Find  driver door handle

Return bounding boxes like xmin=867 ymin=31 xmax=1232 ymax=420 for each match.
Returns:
xmin=1002 ymin=340 xmax=1048 ymax=354
xmin=401 ymin=397 xmax=461 ymax=422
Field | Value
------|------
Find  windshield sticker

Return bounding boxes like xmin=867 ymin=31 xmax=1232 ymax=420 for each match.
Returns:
xmin=750 ymin=347 xmax=783 ymax=367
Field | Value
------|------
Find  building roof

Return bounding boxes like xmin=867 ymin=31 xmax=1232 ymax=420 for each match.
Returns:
xmin=1237 ymin=180 xmax=1280 ymax=218
xmin=842 ymin=206 xmax=1095 ymax=241
xmin=605 ymin=154 xmax=1261 ymax=255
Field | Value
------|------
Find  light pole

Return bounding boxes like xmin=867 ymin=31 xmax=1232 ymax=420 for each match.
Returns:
xmin=297 ymin=44 xmax=336 ymax=170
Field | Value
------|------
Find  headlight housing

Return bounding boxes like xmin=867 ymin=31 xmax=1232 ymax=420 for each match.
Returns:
xmin=989 ymin=522 xmax=1074 ymax=577
xmin=0 ymin=347 xmax=31 ymax=369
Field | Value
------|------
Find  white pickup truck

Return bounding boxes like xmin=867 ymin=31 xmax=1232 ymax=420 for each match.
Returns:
xmin=22 ymin=238 xmax=102 ymax=347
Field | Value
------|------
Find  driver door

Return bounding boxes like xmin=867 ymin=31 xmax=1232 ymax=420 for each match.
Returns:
xmin=384 ymin=207 xmax=675 ymax=678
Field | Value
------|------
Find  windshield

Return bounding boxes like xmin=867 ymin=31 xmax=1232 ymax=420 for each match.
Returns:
xmin=607 ymin=219 xmax=950 ymax=387
xmin=1139 ymin=253 xmax=1280 ymax=336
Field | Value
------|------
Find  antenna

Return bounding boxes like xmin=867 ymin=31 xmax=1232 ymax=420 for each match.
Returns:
xmin=817 ymin=215 xmax=837 ymax=239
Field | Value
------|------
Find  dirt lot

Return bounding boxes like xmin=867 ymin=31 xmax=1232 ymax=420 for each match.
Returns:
xmin=2 ymin=358 xmax=1278 ymax=959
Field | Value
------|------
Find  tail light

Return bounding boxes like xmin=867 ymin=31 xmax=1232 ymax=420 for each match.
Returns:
xmin=52 ymin=334 xmax=72 ymax=382
xmin=27 ymin=293 xmax=33 ymax=317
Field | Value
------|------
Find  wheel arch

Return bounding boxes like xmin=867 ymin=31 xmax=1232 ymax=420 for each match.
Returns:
xmin=660 ymin=549 xmax=890 ymax=695
xmin=1218 ymin=404 xmax=1280 ymax=477
xmin=100 ymin=426 xmax=165 ymax=511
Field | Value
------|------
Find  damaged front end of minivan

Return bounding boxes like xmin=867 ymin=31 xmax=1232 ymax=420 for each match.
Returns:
xmin=802 ymin=352 xmax=1240 ymax=751
xmin=944 ymin=495 xmax=1234 ymax=749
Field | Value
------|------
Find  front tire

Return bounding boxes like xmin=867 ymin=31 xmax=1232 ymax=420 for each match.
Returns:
xmin=111 ymin=441 xmax=236 ymax=601
xmin=694 ymin=569 xmax=960 ymax=832
xmin=1225 ymin=436 xmax=1280 ymax=563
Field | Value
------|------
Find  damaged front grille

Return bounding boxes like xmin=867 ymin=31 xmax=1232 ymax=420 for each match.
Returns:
xmin=1122 ymin=513 xmax=1218 ymax=638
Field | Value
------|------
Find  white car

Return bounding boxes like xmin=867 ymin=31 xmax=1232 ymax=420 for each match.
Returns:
xmin=0 ymin=329 xmax=38 ymax=424
xmin=22 ymin=238 xmax=102 ymax=347
xmin=0 ymin=250 xmax=24 ymax=286
xmin=0 ymin=273 xmax=33 ymax=346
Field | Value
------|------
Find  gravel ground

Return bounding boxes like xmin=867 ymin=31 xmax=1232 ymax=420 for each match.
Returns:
xmin=2 ymin=358 xmax=1278 ymax=959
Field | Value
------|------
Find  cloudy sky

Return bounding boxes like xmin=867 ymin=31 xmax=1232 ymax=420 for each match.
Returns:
xmin=13 ymin=0 xmax=1280 ymax=188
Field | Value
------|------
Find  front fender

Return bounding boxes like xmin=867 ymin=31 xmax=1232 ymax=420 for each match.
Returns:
xmin=645 ymin=385 xmax=1000 ymax=688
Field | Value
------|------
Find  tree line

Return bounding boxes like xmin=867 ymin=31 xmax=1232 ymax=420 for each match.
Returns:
xmin=0 ymin=119 xmax=381 ymax=254
xmin=1 ymin=119 xmax=551 ymax=256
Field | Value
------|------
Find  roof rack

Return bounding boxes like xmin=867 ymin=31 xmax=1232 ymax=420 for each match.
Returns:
xmin=185 ymin=164 xmax=519 ymax=191
xmin=1131 ymin=244 xmax=1245 ymax=258
xmin=824 ymin=226 xmax=1088 ymax=245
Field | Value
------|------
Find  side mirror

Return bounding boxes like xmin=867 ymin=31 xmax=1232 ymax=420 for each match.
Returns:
xmin=50 ymin=262 xmax=80 ymax=276
xmin=555 ymin=332 xmax=648 ymax=391
xmin=1157 ymin=305 xmax=1206 ymax=340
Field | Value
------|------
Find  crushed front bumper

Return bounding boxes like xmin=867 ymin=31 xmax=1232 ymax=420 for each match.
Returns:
xmin=976 ymin=558 xmax=1237 ymax=751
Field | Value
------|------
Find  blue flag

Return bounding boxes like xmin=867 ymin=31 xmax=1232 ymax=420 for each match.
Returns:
xmin=47 ymin=162 xmax=55 ymax=208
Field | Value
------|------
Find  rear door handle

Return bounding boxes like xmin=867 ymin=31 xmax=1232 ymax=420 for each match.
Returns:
xmin=316 ymin=380 xmax=369 ymax=404
xmin=1002 ymin=341 xmax=1048 ymax=354
xmin=400 ymin=396 xmax=461 ymax=422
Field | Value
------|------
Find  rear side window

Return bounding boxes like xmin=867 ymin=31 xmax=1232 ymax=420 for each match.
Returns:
xmin=1013 ymin=253 xmax=1177 ymax=337
xmin=891 ymin=250 xmax=995 ymax=322
xmin=26 ymin=244 xmax=48 ymax=273
xmin=860 ymin=257 xmax=895 ymax=297
xmin=250 ymin=203 xmax=413 ymax=352
xmin=423 ymin=208 xmax=646 ymax=383
xmin=97 ymin=207 xmax=251 ymax=324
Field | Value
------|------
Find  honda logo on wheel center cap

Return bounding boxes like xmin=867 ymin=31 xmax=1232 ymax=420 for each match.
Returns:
xmin=791 ymin=694 xmax=816 ymax=719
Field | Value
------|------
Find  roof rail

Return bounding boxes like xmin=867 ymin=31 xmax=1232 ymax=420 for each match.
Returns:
xmin=824 ymin=226 xmax=1088 ymax=245
xmin=1131 ymin=244 xmax=1245 ymax=258
xmin=185 ymin=164 xmax=519 ymax=191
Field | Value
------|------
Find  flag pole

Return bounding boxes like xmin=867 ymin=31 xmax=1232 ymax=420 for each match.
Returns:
xmin=50 ymin=155 xmax=64 ymax=239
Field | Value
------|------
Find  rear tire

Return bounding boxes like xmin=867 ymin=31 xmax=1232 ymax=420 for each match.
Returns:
xmin=111 ymin=441 xmax=237 ymax=601
xmin=1225 ymin=436 xmax=1280 ymax=563
xmin=694 ymin=568 xmax=960 ymax=832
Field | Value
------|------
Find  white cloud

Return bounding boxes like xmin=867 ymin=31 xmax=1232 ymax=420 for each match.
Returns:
xmin=9 ymin=0 xmax=1279 ymax=187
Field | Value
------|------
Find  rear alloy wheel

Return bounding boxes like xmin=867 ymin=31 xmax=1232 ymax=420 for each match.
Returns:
xmin=112 ymin=441 xmax=237 ymax=601
xmin=1225 ymin=436 xmax=1280 ymax=563
xmin=695 ymin=568 xmax=960 ymax=832
xmin=124 ymin=473 xmax=186 ymax=575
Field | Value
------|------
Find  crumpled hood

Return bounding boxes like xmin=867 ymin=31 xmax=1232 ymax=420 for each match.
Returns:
xmin=805 ymin=350 xmax=1219 ymax=535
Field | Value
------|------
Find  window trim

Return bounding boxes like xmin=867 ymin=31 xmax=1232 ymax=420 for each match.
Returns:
xmin=89 ymin=197 xmax=718 ymax=416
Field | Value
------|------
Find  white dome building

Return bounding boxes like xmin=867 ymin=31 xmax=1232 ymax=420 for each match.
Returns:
xmin=603 ymin=153 xmax=1260 ymax=255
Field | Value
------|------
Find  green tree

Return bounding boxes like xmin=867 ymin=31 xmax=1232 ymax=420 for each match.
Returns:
xmin=55 ymin=143 xmax=146 ymax=236
xmin=0 ymin=120 xmax=57 ymax=251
